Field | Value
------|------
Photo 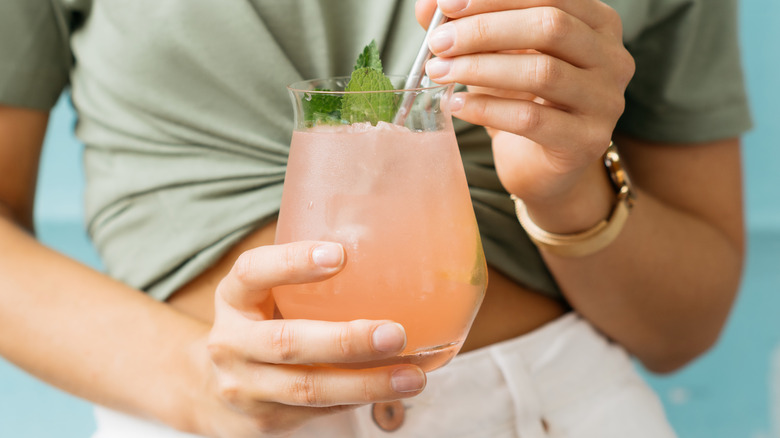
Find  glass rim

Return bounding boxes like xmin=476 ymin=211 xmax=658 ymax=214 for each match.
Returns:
xmin=287 ymin=75 xmax=453 ymax=94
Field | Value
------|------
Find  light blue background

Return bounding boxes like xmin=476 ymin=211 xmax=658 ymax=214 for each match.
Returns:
xmin=1 ymin=1 xmax=779 ymax=436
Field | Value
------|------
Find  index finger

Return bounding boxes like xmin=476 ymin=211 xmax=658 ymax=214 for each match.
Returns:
xmin=430 ymin=9 xmax=604 ymax=69
xmin=415 ymin=0 xmax=439 ymax=28
xmin=418 ymin=0 xmax=622 ymax=37
xmin=210 ymin=319 xmax=408 ymax=365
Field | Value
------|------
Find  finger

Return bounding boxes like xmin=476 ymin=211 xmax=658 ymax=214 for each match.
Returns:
xmin=225 ymin=364 xmax=427 ymax=409
xmin=436 ymin=0 xmax=622 ymax=37
xmin=217 ymin=241 xmax=345 ymax=312
xmin=428 ymin=8 xmax=604 ymax=68
xmin=467 ymin=84 xmax=539 ymax=103
xmin=415 ymin=0 xmax=439 ymax=28
xmin=210 ymin=319 xmax=408 ymax=365
xmin=242 ymin=404 xmax=360 ymax=435
xmin=427 ymin=53 xmax=593 ymax=112
xmin=450 ymin=92 xmax=614 ymax=155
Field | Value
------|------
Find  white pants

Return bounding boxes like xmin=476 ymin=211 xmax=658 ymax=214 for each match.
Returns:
xmin=92 ymin=313 xmax=677 ymax=438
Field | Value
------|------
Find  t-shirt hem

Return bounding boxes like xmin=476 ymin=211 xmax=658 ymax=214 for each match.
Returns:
xmin=144 ymin=216 xmax=278 ymax=302
xmin=0 ymin=66 xmax=68 ymax=111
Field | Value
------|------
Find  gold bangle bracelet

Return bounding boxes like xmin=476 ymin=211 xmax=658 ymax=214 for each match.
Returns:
xmin=510 ymin=142 xmax=636 ymax=257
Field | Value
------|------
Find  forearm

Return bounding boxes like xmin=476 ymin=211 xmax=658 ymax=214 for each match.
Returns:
xmin=543 ymin=187 xmax=743 ymax=372
xmin=526 ymin=137 xmax=745 ymax=373
xmin=0 ymin=213 xmax=210 ymax=428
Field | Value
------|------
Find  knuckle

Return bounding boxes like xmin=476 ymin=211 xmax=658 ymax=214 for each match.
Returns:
xmin=271 ymin=321 xmax=298 ymax=363
xmin=338 ymin=323 xmax=354 ymax=358
xmin=532 ymin=56 xmax=559 ymax=91
xmin=516 ymin=103 xmax=542 ymax=133
xmin=279 ymin=245 xmax=301 ymax=278
xmin=610 ymin=94 xmax=627 ymax=117
xmin=540 ymin=7 xmax=571 ymax=44
xmin=472 ymin=15 xmax=492 ymax=44
xmin=233 ymin=251 xmax=256 ymax=286
xmin=216 ymin=379 xmax=242 ymax=406
xmin=600 ymin=85 xmax=627 ymax=119
xmin=291 ymin=370 xmax=323 ymax=406
xmin=620 ymin=51 xmax=637 ymax=83
xmin=602 ymin=4 xmax=624 ymax=34
xmin=446 ymin=55 xmax=482 ymax=85
xmin=470 ymin=95 xmax=489 ymax=119
xmin=206 ymin=340 xmax=232 ymax=366
xmin=460 ymin=55 xmax=482 ymax=81
xmin=604 ymin=45 xmax=635 ymax=88
xmin=360 ymin=376 xmax=378 ymax=402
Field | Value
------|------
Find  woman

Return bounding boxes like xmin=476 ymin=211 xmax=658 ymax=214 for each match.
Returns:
xmin=0 ymin=0 xmax=750 ymax=436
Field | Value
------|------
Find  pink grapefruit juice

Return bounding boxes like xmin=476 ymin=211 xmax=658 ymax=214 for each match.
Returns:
xmin=273 ymin=122 xmax=487 ymax=371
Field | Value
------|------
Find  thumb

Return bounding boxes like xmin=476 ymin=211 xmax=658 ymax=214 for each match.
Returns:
xmin=216 ymin=241 xmax=345 ymax=315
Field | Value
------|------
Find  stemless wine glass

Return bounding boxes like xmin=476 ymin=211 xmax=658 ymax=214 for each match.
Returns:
xmin=273 ymin=77 xmax=487 ymax=372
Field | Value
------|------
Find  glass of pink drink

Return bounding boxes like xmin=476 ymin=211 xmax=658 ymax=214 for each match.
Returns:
xmin=274 ymin=77 xmax=487 ymax=372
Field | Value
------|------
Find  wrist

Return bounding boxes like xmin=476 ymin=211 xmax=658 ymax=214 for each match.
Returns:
xmin=510 ymin=142 xmax=637 ymax=257
xmin=157 ymin=324 xmax=216 ymax=435
xmin=519 ymin=158 xmax=615 ymax=235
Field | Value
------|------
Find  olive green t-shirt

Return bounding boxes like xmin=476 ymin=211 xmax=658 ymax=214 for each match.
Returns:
xmin=0 ymin=0 xmax=752 ymax=302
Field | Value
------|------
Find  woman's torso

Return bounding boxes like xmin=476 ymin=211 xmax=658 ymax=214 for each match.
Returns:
xmin=62 ymin=0 xmax=688 ymax=343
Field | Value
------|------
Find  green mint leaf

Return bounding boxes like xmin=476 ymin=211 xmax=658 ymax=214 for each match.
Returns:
xmin=302 ymin=88 xmax=342 ymax=125
xmin=342 ymin=67 xmax=398 ymax=125
xmin=353 ymin=39 xmax=383 ymax=71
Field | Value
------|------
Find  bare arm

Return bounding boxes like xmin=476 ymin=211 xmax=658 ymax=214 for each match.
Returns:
xmin=0 ymin=105 xmax=421 ymax=436
xmin=0 ymin=106 xmax=46 ymax=230
xmin=537 ymin=136 xmax=744 ymax=373
xmin=0 ymin=105 xmax=214 ymax=426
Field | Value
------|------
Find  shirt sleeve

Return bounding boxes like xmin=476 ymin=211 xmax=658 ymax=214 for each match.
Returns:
xmin=617 ymin=0 xmax=753 ymax=143
xmin=0 ymin=0 xmax=72 ymax=110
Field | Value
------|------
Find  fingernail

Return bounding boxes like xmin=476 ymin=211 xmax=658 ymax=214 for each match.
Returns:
xmin=312 ymin=243 xmax=344 ymax=268
xmin=450 ymin=93 xmax=465 ymax=112
xmin=428 ymin=26 xmax=454 ymax=54
xmin=391 ymin=368 xmax=426 ymax=393
xmin=438 ymin=0 xmax=469 ymax=13
xmin=425 ymin=58 xmax=452 ymax=79
xmin=372 ymin=323 xmax=406 ymax=353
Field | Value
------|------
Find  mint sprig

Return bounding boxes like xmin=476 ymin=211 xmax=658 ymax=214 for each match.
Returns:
xmin=302 ymin=40 xmax=399 ymax=126
xmin=353 ymin=40 xmax=384 ymax=71
xmin=303 ymin=88 xmax=342 ymax=124
xmin=344 ymin=40 xmax=398 ymax=125
xmin=343 ymin=67 xmax=397 ymax=125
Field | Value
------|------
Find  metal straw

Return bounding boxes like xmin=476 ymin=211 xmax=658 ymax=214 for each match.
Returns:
xmin=393 ymin=8 xmax=449 ymax=126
